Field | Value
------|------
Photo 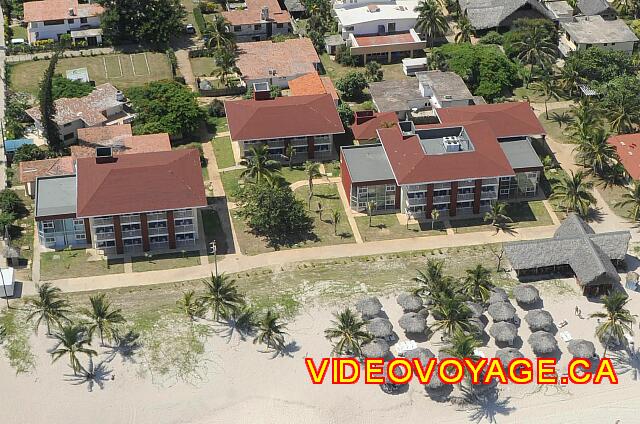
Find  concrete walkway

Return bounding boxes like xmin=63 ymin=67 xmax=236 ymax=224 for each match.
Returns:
xmin=202 ymin=141 xmax=225 ymax=197
xmin=174 ymin=49 xmax=197 ymax=91
xmin=6 ymin=47 xmax=114 ymax=63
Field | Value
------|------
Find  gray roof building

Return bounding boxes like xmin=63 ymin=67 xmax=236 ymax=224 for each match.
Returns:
xmin=459 ymin=0 xmax=545 ymax=30
xmin=341 ymin=144 xmax=395 ymax=182
xmin=504 ymin=214 xmax=630 ymax=295
xmin=416 ymin=71 xmax=474 ymax=103
xmin=561 ymin=15 xmax=638 ymax=45
xmin=576 ymin=0 xmax=616 ymax=17
xmin=284 ymin=0 xmax=306 ymax=13
xmin=35 ymin=175 xmax=77 ymax=219
xmin=499 ymin=139 xmax=543 ymax=170
xmin=369 ymin=79 xmax=425 ymax=113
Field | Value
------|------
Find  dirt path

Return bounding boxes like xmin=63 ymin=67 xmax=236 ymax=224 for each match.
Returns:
xmin=174 ymin=49 xmax=197 ymax=91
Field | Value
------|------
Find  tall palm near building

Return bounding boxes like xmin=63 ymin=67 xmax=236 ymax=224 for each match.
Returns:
xmin=483 ymin=201 xmax=513 ymax=233
xmin=454 ymin=14 xmax=474 ymax=43
xmin=51 ymin=324 xmax=97 ymax=375
xmin=199 ymin=273 xmax=244 ymax=321
xmin=575 ymin=128 xmax=618 ymax=176
xmin=27 ymin=283 xmax=71 ymax=335
xmin=205 ymin=15 xmax=235 ymax=50
xmin=240 ymin=145 xmax=281 ymax=184
xmin=82 ymin=293 xmax=126 ymax=346
xmin=606 ymin=91 xmax=639 ymax=135
xmin=415 ymin=0 xmax=449 ymax=49
xmin=514 ymin=26 xmax=556 ymax=70
xmin=413 ymin=259 xmax=456 ymax=301
xmin=615 ymin=182 xmax=640 ymax=222
xmin=531 ymin=75 xmax=560 ymax=119
xmin=550 ymin=170 xmax=596 ymax=216
xmin=304 ymin=161 xmax=322 ymax=201
xmin=462 ymin=264 xmax=494 ymax=303
xmin=568 ymin=100 xmax=602 ymax=143
xmin=212 ymin=49 xmax=238 ymax=86
xmin=324 ymin=308 xmax=371 ymax=356
xmin=590 ymin=291 xmax=635 ymax=357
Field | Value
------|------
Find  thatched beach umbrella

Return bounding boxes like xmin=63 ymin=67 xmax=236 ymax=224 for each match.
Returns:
xmin=366 ymin=318 xmax=394 ymax=339
xmin=399 ymin=312 xmax=427 ymax=334
xmin=489 ymin=321 xmax=518 ymax=345
xmin=397 ymin=292 xmax=424 ymax=313
xmin=417 ymin=308 xmax=430 ymax=320
xmin=524 ymin=310 xmax=554 ymax=332
xmin=362 ymin=338 xmax=390 ymax=358
xmin=496 ymin=348 xmax=524 ymax=368
xmin=404 ymin=347 xmax=435 ymax=363
xmin=568 ymin=339 xmax=596 ymax=358
xmin=465 ymin=301 xmax=484 ymax=318
xmin=468 ymin=316 xmax=486 ymax=336
xmin=488 ymin=288 xmax=508 ymax=304
xmin=487 ymin=301 xmax=516 ymax=322
xmin=513 ymin=284 xmax=540 ymax=305
xmin=355 ymin=296 xmax=383 ymax=319
xmin=528 ymin=331 xmax=558 ymax=355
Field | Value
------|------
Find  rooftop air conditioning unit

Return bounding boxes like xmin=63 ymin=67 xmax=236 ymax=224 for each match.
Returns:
xmin=442 ymin=136 xmax=461 ymax=152
xmin=69 ymin=8 xmax=75 ymax=16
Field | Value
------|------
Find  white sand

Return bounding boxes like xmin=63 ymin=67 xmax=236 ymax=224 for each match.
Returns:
xmin=2 ymin=281 xmax=640 ymax=424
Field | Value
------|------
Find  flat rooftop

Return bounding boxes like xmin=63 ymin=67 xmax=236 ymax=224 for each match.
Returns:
xmin=416 ymin=126 xmax=476 ymax=155
xmin=341 ymin=144 xmax=395 ymax=183
xmin=416 ymin=70 xmax=474 ymax=102
xmin=369 ymin=79 xmax=423 ymax=112
xmin=35 ymin=175 xmax=77 ymax=219
xmin=334 ymin=1 xmax=419 ymax=26
xmin=562 ymin=15 xmax=638 ymax=44
xmin=499 ymin=139 xmax=543 ymax=170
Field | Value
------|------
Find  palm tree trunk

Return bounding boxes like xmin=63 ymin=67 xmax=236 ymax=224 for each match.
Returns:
xmin=545 ymin=100 xmax=549 ymax=120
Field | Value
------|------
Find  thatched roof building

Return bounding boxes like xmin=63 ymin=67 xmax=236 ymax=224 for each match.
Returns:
xmin=496 ymin=347 xmax=524 ymax=368
xmin=465 ymin=301 xmax=484 ymax=318
xmin=399 ymin=312 xmax=427 ymax=334
xmin=362 ymin=338 xmax=390 ymax=358
xmin=488 ymin=287 xmax=509 ymax=304
xmin=568 ymin=339 xmax=596 ymax=358
xmin=489 ymin=321 xmax=518 ymax=345
xmin=504 ymin=214 xmax=630 ymax=297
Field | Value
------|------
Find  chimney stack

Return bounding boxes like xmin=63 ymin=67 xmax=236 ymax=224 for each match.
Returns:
xmin=252 ymin=82 xmax=271 ymax=101
xmin=261 ymin=6 xmax=269 ymax=20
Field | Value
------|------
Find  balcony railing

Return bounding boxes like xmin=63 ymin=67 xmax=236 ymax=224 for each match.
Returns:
xmin=174 ymin=209 xmax=194 ymax=219
xmin=458 ymin=180 xmax=475 ymax=188
xmin=433 ymin=195 xmax=450 ymax=204
xmin=457 ymin=193 xmax=475 ymax=202
xmin=481 ymin=191 xmax=498 ymax=200
xmin=120 ymin=215 xmax=140 ymax=225
xmin=148 ymin=227 xmax=169 ymax=236
xmin=406 ymin=197 xmax=427 ymax=206
xmin=93 ymin=217 xmax=113 ymax=227
xmin=147 ymin=213 xmax=166 ymax=222
xmin=122 ymin=229 xmax=142 ymax=239
xmin=95 ymin=232 xmax=115 ymax=241
xmin=482 ymin=178 xmax=498 ymax=186
xmin=175 ymin=224 xmax=195 ymax=234
xmin=407 ymin=184 xmax=428 ymax=193
xmin=433 ymin=182 xmax=450 ymax=190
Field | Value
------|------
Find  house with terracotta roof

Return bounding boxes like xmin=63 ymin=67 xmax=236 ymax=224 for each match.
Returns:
xmin=19 ymin=156 xmax=75 ymax=197
xmin=225 ymin=93 xmax=344 ymax=163
xmin=341 ymin=102 xmax=546 ymax=216
xmin=222 ymin=0 xmax=292 ymax=42
xmin=288 ymin=72 xmax=339 ymax=106
xmin=26 ymin=83 xmax=132 ymax=145
xmin=23 ymin=0 xmax=104 ymax=45
xmin=34 ymin=149 xmax=207 ymax=255
xmin=235 ymin=38 xmax=321 ymax=88
xmin=607 ymin=133 xmax=640 ymax=180
xmin=350 ymin=110 xmax=399 ymax=144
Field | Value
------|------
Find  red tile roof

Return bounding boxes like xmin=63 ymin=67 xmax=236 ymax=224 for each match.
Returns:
xmin=222 ymin=0 xmax=290 ymax=25
xmin=24 ymin=0 xmax=104 ymax=23
xmin=435 ymin=102 xmax=546 ymax=139
xmin=288 ymin=72 xmax=339 ymax=102
xmin=378 ymin=121 xmax=514 ymax=185
xmin=351 ymin=111 xmax=399 ymax=141
xmin=19 ymin=156 xmax=75 ymax=184
xmin=608 ymin=134 xmax=640 ymax=180
xmin=225 ymin=94 xmax=344 ymax=141
xmin=235 ymin=38 xmax=319 ymax=82
xmin=72 ymin=129 xmax=172 ymax=158
xmin=77 ymin=124 xmax=132 ymax=146
xmin=75 ymin=150 xmax=207 ymax=218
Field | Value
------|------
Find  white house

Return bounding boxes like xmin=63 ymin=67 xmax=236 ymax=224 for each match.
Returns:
xmin=222 ymin=0 xmax=292 ymax=42
xmin=560 ymin=15 xmax=639 ymax=56
xmin=334 ymin=0 xmax=419 ymax=40
xmin=23 ymin=0 xmax=104 ymax=45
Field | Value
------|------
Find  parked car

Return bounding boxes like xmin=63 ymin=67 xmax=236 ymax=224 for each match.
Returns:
xmin=185 ymin=24 xmax=196 ymax=35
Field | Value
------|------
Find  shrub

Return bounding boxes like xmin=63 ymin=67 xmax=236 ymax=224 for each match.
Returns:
xmin=193 ymin=7 xmax=207 ymax=34
xmin=335 ymin=45 xmax=356 ymax=66
xmin=479 ymin=31 xmax=502 ymax=45
xmin=208 ymin=99 xmax=226 ymax=117
xmin=12 ymin=144 xmax=47 ymax=163
xmin=335 ymin=71 xmax=368 ymax=100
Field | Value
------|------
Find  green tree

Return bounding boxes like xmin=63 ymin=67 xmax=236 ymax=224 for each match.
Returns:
xmin=549 ymin=111 xmax=574 ymax=129
xmin=82 ymin=293 xmax=126 ymax=346
xmin=335 ymin=71 xmax=368 ymax=100
xmin=483 ymin=201 xmax=512 ymax=233
xmin=599 ymin=76 xmax=640 ymax=134
xmin=324 ymin=308 xmax=371 ymax=356
xmin=240 ymin=145 xmax=281 ymax=184
xmin=27 ymin=283 xmax=70 ymax=335
xmin=429 ymin=296 xmax=472 ymax=338
xmin=413 ymin=259 xmax=455 ymax=300
xmin=454 ymin=14 xmax=474 ymax=44
xmin=212 ymin=48 xmax=238 ymax=86
xmin=253 ymin=310 xmax=287 ymax=351
xmin=12 ymin=144 xmax=47 ymax=163
xmin=365 ymin=61 xmax=383 ymax=82
xmin=550 ymin=170 xmax=596 ymax=216
xmin=415 ymin=0 xmax=449 ymax=49
xmin=100 ymin=0 xmax=186 ymax=45
xmin=205 ymin=14 xmax=235 ymax=50
xmin=442 ymin=330 xmax=481 ymax=359
xmin=200 ymin=273 xmax=244 ymax=321
xmin=558 ymin=60 xmax=583 ymax=97
xmin=568 ymin=99 xmax=602 ymax=143
xmin=563 ymin=48 xmax=635 ymax=84
xmin=462 ymin=264 xmax=494 ymax=303
xmin=590 ymin=291 xmax=635 ymax=356
xmin=304 ymin=161 xmax=322 ymax=204
xmin=51 ymin=324 xmax=97 ymax=375
xmin=0 ymin=189 xmax=24 ymax=216
xmin=614 ymin=181 xmax=640 ymax=222
xmin=51 ymin=74 xmax=93 ymax=100
xmin=177 ymin=290 xmax=206 ymax=322
xmin=332 ymin=209 xmax=341 ymax=235
xmin=510 ymin=25 xmax=556 ymax=69
xmin=575 ymin=127 xmax=618 ymax=176
xmin=39 ymin=50 xmax=61 ymax=151
xmin=531 ymin=75 xmax=560 ymax=119
xmin=126 ymin=81 xmax=204 ymax=137
xmin=337 ymin=103 xmax=355 ymax=129
xmin=237 ymin=182 xmax=314 ymax=247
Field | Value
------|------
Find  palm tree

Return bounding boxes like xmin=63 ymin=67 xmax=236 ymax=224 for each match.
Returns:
xmin=223 ymin=305 xmax=256 ymax=341
xmin=483 ymin=201 xmax=513 ymax=233
xmin=332 ymin=209 xmax=341 ymax=235
xmin=549 ymin=111 xmax=574 ymax=129
xmin=177 ymin=290 xmax=206 ymax=322
xmin=27 ymin=283 xmax=70 ymax=335
xmin=568 ymin=99 xmax=602 ymax=143
xmin=285 ymin=145 xmax=295 ymax=170
xmin=205 ymin=15 xmax=235 ymax=50
xmin=575 ymin=128 xmax=617 ymax=176
xmin=615 ymin=182 xmax=640 ymax=222
xmin=51 ymin=324 xmax=97 ymax=375
xmin=240 ymin=145 xmax=281 ymax=184
xmin=324 ymin=308 xmax=371 ymax=356
xmin=413 ymin=259 xmax=455 ymax=300
xmin=590 ymin=291 xmax=635 ymax=357
xmin=531 ymin=75 xmax=560 ymax=119
xmin=613 ymin=0 xmax=640 ymax=17
xmin=550 ymin=170 xmax=596 ymax=216
xmin=212 ymin=48 xmax=238 ymax=86
xmin=513 ymin=26 xmax=557 ymax=69
xmin=454 ymin=14 xmax=474 ymax=43
xmin=305 ymin=161 xmax=322 ymax=208
xmin=443 ymin=330 xmax=480 ymax=360
xmin=200 ymin=273 xmax=244 ymax=321
xmin=82 ymin=293 xmax=125 ymax=346
xmin=253 ymin=310 xmax=287 ymax=351
xmin=606 ymin=91 xmax=639 ymax=135
xmin=415 ymin=0 xmax=449 ymax=49
xmin=462 ymin=265 xmax=494 ymax=303
xmin=366 ymin=200 xmax=376 ymax=227
xmin=558 ymin=60 xmax=583 ymax=97
xmin=430 ymin=208 xmax=440 ymax=230
xmin=430 ymin=296 xmax=472 ymax=339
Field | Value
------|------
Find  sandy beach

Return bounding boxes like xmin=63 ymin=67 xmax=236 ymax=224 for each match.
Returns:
xmin=1 ymin=278 xmax=639 ymax=424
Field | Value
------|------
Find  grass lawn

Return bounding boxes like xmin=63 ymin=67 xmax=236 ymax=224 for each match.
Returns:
xmin=451 ymin=201 xmax=554 ymax=234
xmin=231 ymin=183 xmax=354 ymax=255
xmin=280 ymin=165 xmax=314 ymax=184
xmin=201 ymin=209 xmax=229 ymax=255
xmin=356 ymin=214 xmax=447 ymax=242
xmin=220 ymin=169 xmax=243 ymax=200
xmin=40 ymin=250 xmax=125 ymax=280
xmin=320 ymin=53 xmax=409 ymax=83
xmin=190 ymin=57 xmax=217 ymax=77
xmin=12 ymin=188 xmax=35 ymax=280
xmin=537 ymin=108 xmax=573 ymax=144
xmin=9 ymin=53 xmax=173 ymax=95
xmin=211 ymin=116 xmax=229 ymax=134
xmin=10 ymin=25 xmax=27 ymax=41
xmin=132 ymin=251 xmax=201 ymax=272
xmin=212 ymin=136 xmax=235 ymax=169
xmin=324 ymin=160 xmax=341 ymax=177
xmin=597 ymin=183 xmax=632 ymax=219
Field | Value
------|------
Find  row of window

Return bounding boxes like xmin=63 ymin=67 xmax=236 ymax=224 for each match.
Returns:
xmin=41 ymin=17 xmax=89 ymax=26
xmin=233 ymin=23 xmax=287 ymax=32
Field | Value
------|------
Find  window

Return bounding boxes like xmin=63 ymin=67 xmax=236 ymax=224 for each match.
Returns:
xmin=148 ymin=221 xmax=167 ymax=229
xmin=96 ymin=240 xmax=116 ymax=248
xmin=122 ymin=223 xmax=141 ymax=232
xmin=314 ymin=144 xmax=330 ymax=152
xmin=293 ymin=146 xmax=307 ymax=153
xmin=80 ymin=17 xmax=88 ymax=24
xmin=385 ymin=198 xmax=395 ymax=206
xmin=95 ymin=226 xmax=114 ymax=234
xmin=358 ymin=186 xmax=368 ymax=194
xmin=276 ymin=23 xmax=283 ymax=28
xmin=254 ymin=24 xmax=261 ymax=30
xmin=68 ymin=19 xmax=75 ymax=24
xmin=124 ymin=238 xmax=142 ymax=246
xmin=45 ymin=237 xmax=55 ymax=244
xmin=176 ymin=233 xmax=195 ymax=241
xmin=43 ymin=221 xmax=54 ymax=230
xmin=75 ymin=233 xmax=86 ymax=241
xmin=500 ymin=188 xmax=510 ymax=196
xmin=63 ymin=133 xmax=75 ymax=140
xmin=525 ymin=172 xmax=538 ymax=179
xmin=150 ymin=235 xmax=169 ymax=243
xmin=234 ymin=25 xmax=241 ymax=32
xmin=44 ymin=19 xmax=65 ymax=26
xmin=385 ymin=185 xmax=396 ymax=192
xmin=500 ymin=177 xmax=511 ymax=182
xmin=73 ymin=219 xmax=84 ymax=226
